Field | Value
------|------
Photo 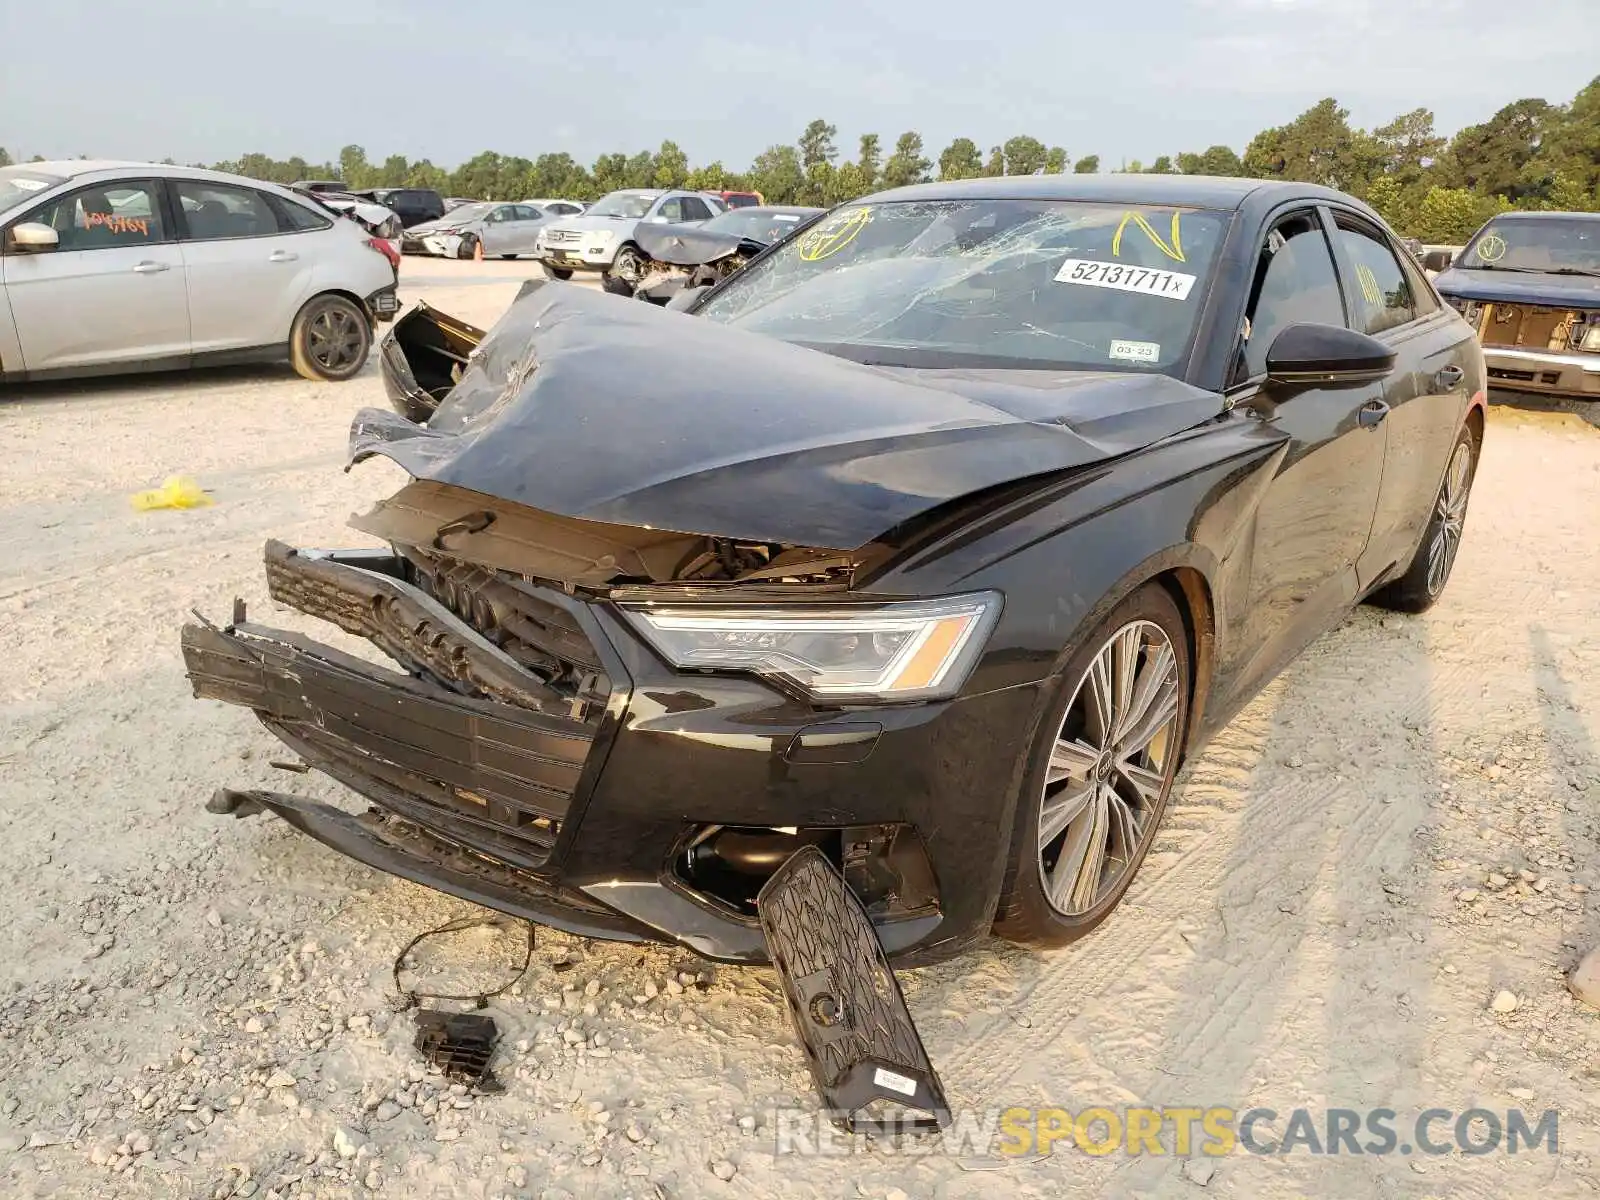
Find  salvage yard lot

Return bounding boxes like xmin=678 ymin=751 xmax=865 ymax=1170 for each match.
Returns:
xmin=2 ymin=257 xmax=1599 ymax=1199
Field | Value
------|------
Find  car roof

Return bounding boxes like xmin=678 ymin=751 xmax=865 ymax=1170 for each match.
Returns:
xmin=860 ymin=173 xmax=1357 ymax=212
xmin=727 ymin=206 xmax=824 ymax=217
xmin=8 ymin=161 xmax=344 ymax=209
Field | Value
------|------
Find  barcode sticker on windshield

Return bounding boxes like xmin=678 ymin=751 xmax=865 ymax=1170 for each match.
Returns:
xmin=1055 ymin=258 xmax=1196 ymax=300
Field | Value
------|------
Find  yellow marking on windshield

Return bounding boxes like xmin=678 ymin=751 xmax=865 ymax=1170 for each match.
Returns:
xmin=1112 ymin=210 xmax=1185 ymax=262
xmin=1476 ymin=233 xmax=1507 ymax=263
xmin=798 ymin=206 xmax=871 ymax=261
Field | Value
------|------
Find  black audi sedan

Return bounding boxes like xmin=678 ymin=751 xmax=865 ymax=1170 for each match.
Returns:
xmin=183 ymin=175 xmax=1486 ymax=965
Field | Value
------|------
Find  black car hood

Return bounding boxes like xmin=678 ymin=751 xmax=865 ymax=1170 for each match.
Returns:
xmin=353 ymin=283 xmax=1223 ymax=550
xmin=1433 ymin=267 xmax=1600 ymax=307
xmin=635 ymin=224 xmax=760 ymax=267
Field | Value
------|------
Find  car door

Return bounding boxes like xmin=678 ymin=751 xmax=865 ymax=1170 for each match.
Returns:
xmin=1219 ymin=205 xmax=1388 ymax=705
xmin=475 ymin=205 xmax=513 ymax=256
xmin=0 ymin=177 xmax=190 ymax=372
xmin=173 ymin=178 xmax=315 ymax=354
xmin=507 ymin=205 xmax=547 ymax=254
xmin=1327 ymin=209 xmax=1474 ymax=582
xmin=650 ymin=196 xmax=687 ymax=227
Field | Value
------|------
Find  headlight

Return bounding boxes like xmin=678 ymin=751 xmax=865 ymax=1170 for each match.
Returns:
xmin=587 ymin=229 xmax=615 ymax=244
xmin=620 ymin=592 xmax=1002 ymax=703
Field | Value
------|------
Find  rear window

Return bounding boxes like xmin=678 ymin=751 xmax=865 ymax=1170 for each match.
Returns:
xmin=697 ymin=198 xmax=1231 ymax=375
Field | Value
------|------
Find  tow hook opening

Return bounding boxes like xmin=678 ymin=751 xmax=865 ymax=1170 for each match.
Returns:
xmin=675 ymin=822 xmax=938 ymax=920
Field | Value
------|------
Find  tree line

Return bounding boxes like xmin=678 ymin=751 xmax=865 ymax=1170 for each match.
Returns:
xmin=4 ymin=76 xmax=1596 ymax=243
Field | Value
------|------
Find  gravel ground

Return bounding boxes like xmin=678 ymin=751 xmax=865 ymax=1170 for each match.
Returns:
xmin=2 ymin=259 xmax=1598 ymax=1199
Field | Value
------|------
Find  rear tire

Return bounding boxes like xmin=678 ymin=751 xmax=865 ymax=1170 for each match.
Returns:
xmin=288 ymin=294 xmax=371 ymax=382
xmin=1367 ymin=422 xmax=1479 ymax=613
xmin=542 ymin=265 xmax=574 ymax=281
xmin=993 ymin=583 xmax=1191 ymax=948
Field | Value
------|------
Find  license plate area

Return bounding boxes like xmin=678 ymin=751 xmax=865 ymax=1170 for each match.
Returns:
xmin=757 ymin=845 xmax=950 ymax=1134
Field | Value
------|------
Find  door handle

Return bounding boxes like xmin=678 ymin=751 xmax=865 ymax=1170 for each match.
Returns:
xmin=268 ymin=250 xmax=299 ymax=262
xmin=132 ymin=261 xmax=169 ymax=274
xmin=1432 ymin=364 xmax=1464 ymax=392
xmin=1358 ymin=399 xmax=1390 ymax=428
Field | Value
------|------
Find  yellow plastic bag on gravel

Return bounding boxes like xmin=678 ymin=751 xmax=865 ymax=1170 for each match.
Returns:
xmin=130 ymin=475 xmax=213 ymax=511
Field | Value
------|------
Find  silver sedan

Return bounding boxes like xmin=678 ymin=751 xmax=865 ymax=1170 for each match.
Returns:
xmin=401 ymin=202 xmax=561 ymax=260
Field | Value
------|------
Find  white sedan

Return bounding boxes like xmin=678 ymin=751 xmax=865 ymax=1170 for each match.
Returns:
xmin=0 ymin=160 xmax=402 ymax=383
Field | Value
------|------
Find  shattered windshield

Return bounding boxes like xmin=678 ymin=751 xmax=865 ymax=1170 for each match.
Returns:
xmin=0 ymin=167 xmax=66 ymax=216
xmin=695 ymin=199 xmax=1231 ymax=373
xmin=1458 ymin=216 xmax=1600 ymax=273
xmin=588 ymin=190 xmax=660 ymax=219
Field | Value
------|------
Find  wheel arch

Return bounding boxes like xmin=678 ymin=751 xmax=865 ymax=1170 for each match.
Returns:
xmin=294 ymin=288 xmax=372 ymax=332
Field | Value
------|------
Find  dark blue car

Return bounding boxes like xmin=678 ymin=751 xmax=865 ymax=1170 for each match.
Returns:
xmin=1431 ymin=211 xmax=1600 ymax=400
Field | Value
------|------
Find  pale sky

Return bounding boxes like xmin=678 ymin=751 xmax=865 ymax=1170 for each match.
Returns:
xmin=3 ymin=0 xmax=1596 ymax=171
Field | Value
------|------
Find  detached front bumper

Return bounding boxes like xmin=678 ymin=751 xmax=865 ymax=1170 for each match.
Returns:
xmin=1484 ymin=346 xmax=1600 ymax=398
xmin=182 ymin=544 xmax=1037 ymax=965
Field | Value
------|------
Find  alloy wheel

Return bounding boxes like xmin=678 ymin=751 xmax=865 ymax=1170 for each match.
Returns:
xmin=1036 ymin=619 xmax=1181 ymax=915
xmin=307 ymin=307 xmax=363 ymax=373
xmin=1425 ymin=440 xmax=1472 ymax=596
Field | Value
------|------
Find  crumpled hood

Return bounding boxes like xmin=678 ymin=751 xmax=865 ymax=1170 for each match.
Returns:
xmin=1434 ymin=267 xmax=1600 ymax=307
xmin=635 ymin=224 xmax=756 ymax=267
xmin=408 ymin=214 xmax=474 ymax=235
xmin=354 ymin=283 xmax=1223 ymax=550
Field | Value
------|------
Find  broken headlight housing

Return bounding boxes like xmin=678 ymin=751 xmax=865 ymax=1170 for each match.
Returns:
xmin=620 ymin=592 xmax=1002 ymax=703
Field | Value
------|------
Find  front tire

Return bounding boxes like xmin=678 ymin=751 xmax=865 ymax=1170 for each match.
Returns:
xmin=993 ymin=583 xmax=1190 ymax=948
xmin=288 ymin=294 xmax=371 ymax=382
xmin=1368 ymin=422 xmax=1478 ymax=613
xmin=457 ymin=233 xmax=481 ymax=261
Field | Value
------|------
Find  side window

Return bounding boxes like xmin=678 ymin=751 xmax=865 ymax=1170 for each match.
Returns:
xmin=550 ymin=203 xmax=580 ymax=215
xmin=1335 ymin=218 xmax=1417 ymax=335
xmin=1238 ymin=211 xmax=1347 ymax=380
xmin=29 ymin=180 xmax=168 ymax=250
xmin=484 ymin=206 xmax=508 ymax=223
xmin=513 ymin=205 xmax=542 ymax=221
xmin=174 ymin=180 xmax=278 ymax=240
xmin=1396 ymin=246 xmax=1439 ymax=316
xmin=266 ymin=193 xmax=332 ymax=233
xmin=656 ymin=197 xmax=685 ymax=222
xmin=680 ymin=196 xmax=712 ymax=221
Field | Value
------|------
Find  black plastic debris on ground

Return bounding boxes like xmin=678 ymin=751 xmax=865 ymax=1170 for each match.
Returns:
xmin=413 ymin=1009 xmax=504 ymax=1093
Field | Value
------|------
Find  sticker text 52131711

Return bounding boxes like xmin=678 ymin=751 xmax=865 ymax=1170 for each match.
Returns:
xmin=1054 ymin=258 xmax=1196 ymax=301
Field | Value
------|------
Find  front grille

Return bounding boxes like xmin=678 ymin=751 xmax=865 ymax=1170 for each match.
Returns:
xmin=543 ymin=228 xmax=582 ymax=244
xmin=250 ymin=542 xmax=616 ymax=868
xmin=398 ymin=546 xmax=610 ymax=722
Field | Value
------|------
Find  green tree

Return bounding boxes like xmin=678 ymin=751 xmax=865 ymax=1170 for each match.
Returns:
xmin=1372 ymin=108 xmax=1444 ymax=186
xmin=1363 ymin=174 xmax=1412 ymax=233
xmin=1542 ymin=171 xmax=1597 ymax=212
xmin=938 ymin=137 xmax=983 ymax=180
xmin=1443 ymin=97 xmax=1554 ymax=199
xmin=1 ymin=147 xmax=14 ymax=167
xmin=591 ymin=153 xmax=630 ymax=195
xmin=1540 ymin=75 xmax=1600 ymax=196
xmin=622 ymin=150 xmax=656 ymax=188
xmin=798 ymin=119 xmax=838 ymax=170
xmin=1002 ymin=135 xmax=1048 ymax=176
xmin=1045 ymin=146 xmax=1068 ymax=173
xmin=856 ymin=134 xmax=881 ymax=183
xmin=450 ymin=151 xmax=507 ymax=199
xmin=748 ymin=144 xmax=805 ymax=204
xmin=881 ymin=132 xmax=931 ymax=188
xmin=338 ymin=144 xmax=371 ymax=189
xmin=832 ymin=135 xmax=881 ymax=203
xmin=1073 ymin=154 xmax=1100 ymax=174
xmin=684 ymin=161 xmax=730 ymax=193
xmin=653 ymin=140 xmax=689 ymax=189
xmin=1149 ymin=155 xmax=1176 ymax=174
xmin=377 ymin=154 xmax=411 ymax=187
xmin=1411 ymin=186 xmax=1509 ymax=244
xmin=983 ymin=145 xmax=1006 ymax=176
xmin=530 ymin=153 xmax=590 ymax=198
xmin=406 ymin=160 xmax=450 ymax=192
xmin=1176 ymin=145 xmax=1243 ymax=176
xmin=1242 ymin=98 xmax=1376 ymax=190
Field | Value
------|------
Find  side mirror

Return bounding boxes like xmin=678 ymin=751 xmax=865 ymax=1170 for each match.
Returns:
xmin=10 ymin=222 xmax=60 ymax=252
xmin=1423 ymin=249 xmax=1453 ymax=272
xmin=1264 ymin=323 xmax=1396 ymax=388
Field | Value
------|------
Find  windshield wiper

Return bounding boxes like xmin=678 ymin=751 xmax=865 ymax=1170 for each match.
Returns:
xmin=1545 ymin=266 xmax=1600 ymax=279
xmin=1468 ymin=264 xmax=1545 ymax=273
